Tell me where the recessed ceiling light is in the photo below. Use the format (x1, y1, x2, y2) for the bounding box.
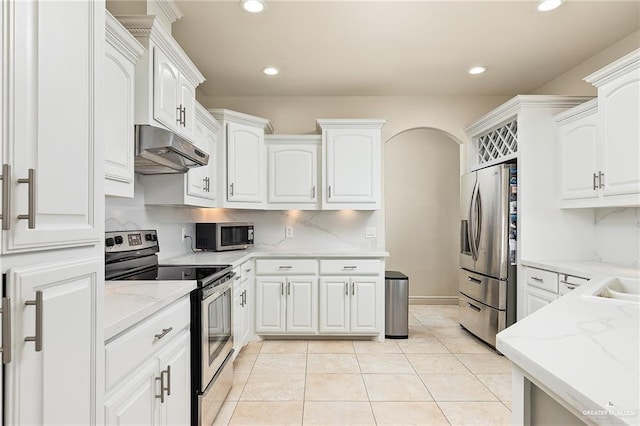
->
(240, 0, 266, 13)
(467, 66, 487, 75)
(537, 0, 563, 12)
(262, 67, 279, 76)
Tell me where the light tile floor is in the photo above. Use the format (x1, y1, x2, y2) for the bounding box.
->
(215, 305, 512, 425)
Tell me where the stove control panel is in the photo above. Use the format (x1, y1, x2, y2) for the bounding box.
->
(105, 230, 159, 253)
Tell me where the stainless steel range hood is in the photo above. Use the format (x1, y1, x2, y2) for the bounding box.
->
(134, 125, 209, 174)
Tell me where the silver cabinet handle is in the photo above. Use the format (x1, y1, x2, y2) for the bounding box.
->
(312, 185, 316, 198)
(598, 171, 605, 189)
(164, 365, 171, 396)
(343, 266, 357, 270)
(154, 327, 173, 340)
(24, 290, 43, 352)
(565, 284, 577, 290)
(531, 277, 544, 282)
(230, 183, 234, 196)
(345, 282, 348, 296)
(203, 177, 208, 192)
(244, 268, 252, 273)
(278, 266, 292, 270)
(176, 105, 182, 124)
(287, 281, 291, 295)
(467, 277, 482, 284)
(17, 168, 36, 229)
(281, 282, 284, 295)
(1, 297, 12, 364)
(0, 164, 11, 230)
(181, 106, 186, 127)
(242, 289, 247, 306)
(328, 185, 332, 198)
(155, 374, 165, 403)
(351, 282, 355, 296)
(593, 172, 599, 190)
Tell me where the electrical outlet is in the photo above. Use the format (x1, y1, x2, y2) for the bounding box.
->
(365, 227, 377, 238)
(285, 225, 294, 238)
(181, 228, 187, 241)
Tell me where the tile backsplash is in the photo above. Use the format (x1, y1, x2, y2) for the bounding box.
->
(593, 207, 640, 268)
(106, 176, 380, 261)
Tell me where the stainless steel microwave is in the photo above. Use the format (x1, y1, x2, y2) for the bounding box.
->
(195, 222, 254, 251)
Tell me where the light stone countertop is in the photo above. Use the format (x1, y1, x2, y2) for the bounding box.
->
(105, 280, 196, 342)
(520, 259, 640, 279)
(162, 248, 389, 268)
(497, 273, 640, 425)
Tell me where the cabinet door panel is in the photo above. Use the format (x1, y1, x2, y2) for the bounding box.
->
(255, 277, 286, 333)
(319, 278, 349, 333)
(7, 0, 102, 252)
(325, 129, 380, 205)
(158, 331, 191, 426)
(350, 278, 378, 333)
(104, 43, 136, 198)
(153, 48, 179, 131)
(268, 145, 318, 203)
(105, 360, 158, 426)
(6, 257, 101, 425)
(178, 77, 197, 142)
(600, 73, 640, 197)
(286, 277, 317, 333)
(187, 120, 209, 199)
(525, 287, 556, 317)
(227, 122, 264, 203)
(559, 116, 598, 201)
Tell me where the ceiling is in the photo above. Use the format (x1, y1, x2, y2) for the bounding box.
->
(171, 0, 639, 97)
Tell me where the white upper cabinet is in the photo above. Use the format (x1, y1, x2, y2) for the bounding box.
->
(209, 109, 273, 209)
(143, 102, 219, 207)
(266, 135, 320, 209)
(1, 0, 103, 252)
(104, 12, 145, 198)
(317, 119, 386, 210)
(557, 100, 599, 202)
(118, 16, 204, 144)
(581, 49, 640, 207)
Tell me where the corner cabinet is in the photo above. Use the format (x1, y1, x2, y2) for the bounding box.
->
(1, 0, 103, 253)
(209, 109, 273, 209)
(105, 12, 145, 198)
(265, 135, 321, 209)
(117, 16, 204, 144)
(5, 257, 103, 425)
(142, 102, 219, 207)
(317, 119, 386, 210)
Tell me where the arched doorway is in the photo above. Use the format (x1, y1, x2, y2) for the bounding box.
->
(385, 127, 461, 304)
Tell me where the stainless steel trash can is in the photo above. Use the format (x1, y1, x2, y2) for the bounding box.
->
(385, 270, 409, 339)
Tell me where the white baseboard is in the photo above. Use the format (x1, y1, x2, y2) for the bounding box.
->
(409, 296, 459, 305)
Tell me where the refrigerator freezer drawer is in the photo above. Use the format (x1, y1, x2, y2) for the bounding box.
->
(459, 293, 506, 348)
(459, 269, 507, 309)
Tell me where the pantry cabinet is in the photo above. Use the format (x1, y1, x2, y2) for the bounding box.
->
(117, 16, 204, 144)
(4, 257, 102, 425)
(265, 135, 321, 209)
(1, 0, 103, 253)
(317, 120, 385, 210)
(104, 12, 145, 198)
(559, 49, 640, 208)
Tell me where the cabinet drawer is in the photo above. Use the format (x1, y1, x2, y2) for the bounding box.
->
(319, 259, 380, 275)
(105, 297, 190, 390)
(524, 267, 559, 294)
(255, 259, 317, 275)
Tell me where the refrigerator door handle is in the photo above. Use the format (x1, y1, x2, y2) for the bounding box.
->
(468, 182, 478, 261)
(474, 187, 482, 257)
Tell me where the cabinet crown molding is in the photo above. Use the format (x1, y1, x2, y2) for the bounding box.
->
(106, 12, 146, 64)
(265, 134, 322, 143)
(316, 119, 386, 132)
(154, 0, 184, 24)
(116, 15, 205, 87)
(554, 98, 598, 124)
(465, 95, 593, 138)
(195, 103, 221, 132)
(584, 48, 640, 87)
(208, 108, 274, 134)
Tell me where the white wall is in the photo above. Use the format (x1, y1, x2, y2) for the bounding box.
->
(106, 176, 379, 261)
(384, 128, 460, 303)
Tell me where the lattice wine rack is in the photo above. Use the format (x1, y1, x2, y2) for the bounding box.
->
(477, 120, 518, 164)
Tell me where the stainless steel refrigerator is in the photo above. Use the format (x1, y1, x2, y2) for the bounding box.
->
(459, 163, 517, 348)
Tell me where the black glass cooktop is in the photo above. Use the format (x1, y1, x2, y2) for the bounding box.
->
(119, 265, 231, 287)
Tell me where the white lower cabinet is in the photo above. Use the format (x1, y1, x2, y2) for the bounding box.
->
(523, 266, 589, 316)
(255, 276, 317, 334)
(319, 277, 377, 334)
(233, 260, 255, 357)
(105, 298, 190, 426)
(4, 257, 102, 425)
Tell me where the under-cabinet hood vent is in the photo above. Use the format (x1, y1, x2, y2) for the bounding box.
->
(134, 125, 209, 175)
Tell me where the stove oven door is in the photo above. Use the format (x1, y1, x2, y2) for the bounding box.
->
(200, 281, 233, 390)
